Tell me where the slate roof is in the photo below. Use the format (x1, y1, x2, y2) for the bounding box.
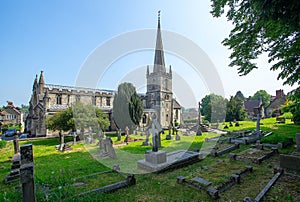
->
(44, 84, 115, 94)
(244, 100, 260, 113)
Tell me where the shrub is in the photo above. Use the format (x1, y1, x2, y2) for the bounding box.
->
(281, 112, 293, 119)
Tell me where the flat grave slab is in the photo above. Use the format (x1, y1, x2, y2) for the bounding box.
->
(137, 150, 202, 172)
(234, 147, 276, 164)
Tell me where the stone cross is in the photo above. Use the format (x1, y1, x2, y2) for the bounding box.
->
(125, 126, 129, 136)
(149, 114, 162, 152)
(198, 101, 202, 125)
(20, 144, 35, 202)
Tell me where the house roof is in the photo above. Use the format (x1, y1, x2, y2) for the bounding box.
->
(244, 100, 260, 113)
(2, 106, 21, 115)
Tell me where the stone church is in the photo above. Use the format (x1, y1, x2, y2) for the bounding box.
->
(26, 13, 181, 136)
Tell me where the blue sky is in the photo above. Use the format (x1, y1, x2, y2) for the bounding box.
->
(0, 1, 295, 108)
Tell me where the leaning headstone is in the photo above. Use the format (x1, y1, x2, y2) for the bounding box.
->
(20, 144, 35, 202)
(296, 133, 300, 152)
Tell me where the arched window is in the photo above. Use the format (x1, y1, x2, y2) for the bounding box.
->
(56, 94, 62, 105)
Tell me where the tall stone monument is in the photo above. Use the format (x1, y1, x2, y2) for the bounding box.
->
(196, 102, 202, 136)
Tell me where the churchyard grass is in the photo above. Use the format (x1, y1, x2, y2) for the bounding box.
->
(221, 118, 299, 144)
(1, 118, 300, 201)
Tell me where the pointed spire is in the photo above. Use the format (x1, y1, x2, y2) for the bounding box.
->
(33, 74, 38, 91)
(39, 70, 45, 85)
(169, 65, 172, 74)
(153, 10, 166, 73)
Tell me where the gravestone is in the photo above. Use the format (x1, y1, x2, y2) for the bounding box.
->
(166, 124, 172, 140)
(20, 144, 35, 202)
(142, 130, 150, 146)
(124, 126, 130, 145)
(13, 134, 20, 154)
(117, 129, 121, 141)
(296, 133, 300, 152)
(175, 129, 181, 141)
(100, 137, 117, 159)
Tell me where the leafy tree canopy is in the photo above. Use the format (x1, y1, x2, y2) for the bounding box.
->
(201, 94, 227, 122)
(234, 91, 245, 101)
(47, 102, 110, 133)
(226, 96, 247, 121)
(282, 87, 300, 124)
(250, 90, 271, 106)
(211, 0, 300, 85)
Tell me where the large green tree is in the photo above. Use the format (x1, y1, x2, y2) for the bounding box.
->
(226, 96, 247, 121)
(46, 107, 74, 132)
(250, 90, 271, 107)
(47, 102, 110, 135)
(201, 94, 227, 122)
(72, 102, 110, 135)
(211, 0, 300, 86)
(113, 82, 143, 130)
(234, 91, 245, 101)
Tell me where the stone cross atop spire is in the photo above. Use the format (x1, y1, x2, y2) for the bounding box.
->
(153, 10, 166, 73)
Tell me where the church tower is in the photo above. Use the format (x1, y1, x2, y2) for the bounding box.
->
(146, 11, 173, 128)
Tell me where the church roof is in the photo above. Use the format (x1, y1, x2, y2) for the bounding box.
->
(44, 84, 115, 94)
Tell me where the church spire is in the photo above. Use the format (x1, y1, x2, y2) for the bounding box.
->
(39, 70, 45, 85)
(153, 10, 166, 73)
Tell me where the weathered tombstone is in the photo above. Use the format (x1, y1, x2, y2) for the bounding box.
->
(20, 144, 35, 202)
(175, 129, 181, 141)
(166, 124, 172, 140)
(100, 137, 117, 159)
(296, 133, 300, 152)
(117, 129, 121, 141)
(142, 130, 150, 146)
(13, 134, 20, 154)
(112, 164, 120, 172)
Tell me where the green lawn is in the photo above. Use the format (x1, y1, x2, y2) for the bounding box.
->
(220, 118, 300, 144)
(0, 118, 299, 201)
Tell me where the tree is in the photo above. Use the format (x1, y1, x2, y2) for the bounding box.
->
(211, 0, 300, 86)
(201, 94, 227, 122)
(282, 88, 300, 124)
(46, 107, 74, 132)
(72, 102, 110, 135)
(226, 96, 247, 121)
(250, 90, 271, 107)
(234, 91, 245, 101)
(129, 91, 143, 126)
(47, 102, 110, 135)
(113, 82, 143, 131)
